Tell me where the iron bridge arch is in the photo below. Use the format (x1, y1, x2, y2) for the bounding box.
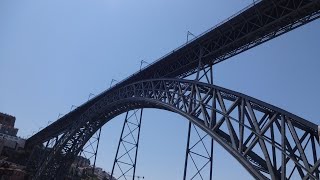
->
(34, 78, 320, 180)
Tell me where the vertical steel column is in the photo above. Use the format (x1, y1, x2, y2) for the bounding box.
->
(210, 137, 213, 179)
(318, 125, 320, 142)
(92, 127, 102, 174)
(183, 46, 214, 179)
(111, 109, 144, 180)
(132, 109, 143, 179)
(111, 112, 129, 178)
(183, 122, 192, 180)
(183, 123, 214, 180)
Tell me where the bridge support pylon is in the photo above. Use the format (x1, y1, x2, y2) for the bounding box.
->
(318, 125, 320, 142)
(111, 109, 143, 180)
(183, 49, 214, 180)
(183, 122, 214, 180)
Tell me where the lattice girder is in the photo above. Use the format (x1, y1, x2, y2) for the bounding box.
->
(25, 0, 320, 150)
(34, 79, 319, 180)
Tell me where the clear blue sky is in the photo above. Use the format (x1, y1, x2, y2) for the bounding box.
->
(0, 0, 320, 179)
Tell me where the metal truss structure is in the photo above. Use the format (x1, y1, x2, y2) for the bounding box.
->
(77, 128, 102, 172)
(24, 0, 320, 179)
(26, 134, 63, 177)
(26, 136, 58, 174)
(26, 0, 320, 148)
(31, 79, 319, 179)
(121, 0, 320, 81)
(111, 109, 143, 180)
(183, 122, 213, 180)
(183, 47, 214, 180)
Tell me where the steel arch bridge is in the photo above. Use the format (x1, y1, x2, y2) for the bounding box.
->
(24, 0, 320, 179)
(33, 79, 320, 179)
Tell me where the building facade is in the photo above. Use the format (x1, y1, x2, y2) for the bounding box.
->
(0, 112, 18, 136)
(0, 112, 25, 154)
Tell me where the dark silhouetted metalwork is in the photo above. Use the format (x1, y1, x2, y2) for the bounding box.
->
(183, 122, 214, 180)
(111, 109, 143, 180)
(24, 0, 320, 179)
(26, 0, 320, 149)
(183, 45, 214, 180)
(77, 128, 102, 174)
(31, 79, 319, 179)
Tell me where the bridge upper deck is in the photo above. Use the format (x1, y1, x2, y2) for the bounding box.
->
(26, 0, 320, 148)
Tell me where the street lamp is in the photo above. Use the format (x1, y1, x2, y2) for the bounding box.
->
(140, 60, 149, 71)
(110, 79, 117, 88)
(187, 31, 196, 43)
(88, 93, 95, 101)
